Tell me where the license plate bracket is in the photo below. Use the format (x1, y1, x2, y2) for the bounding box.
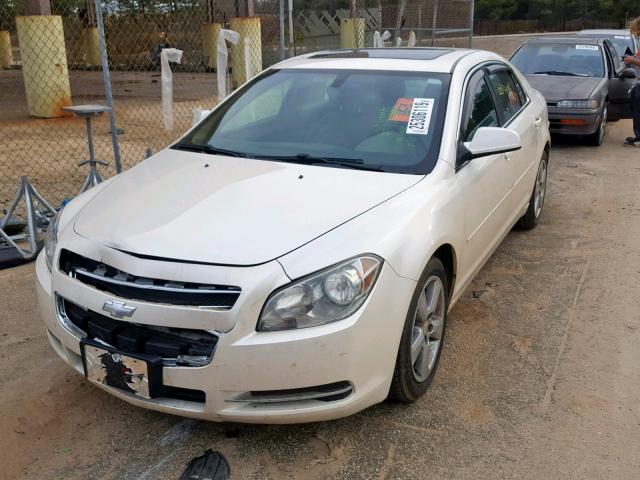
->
(81, 340, 163, 399)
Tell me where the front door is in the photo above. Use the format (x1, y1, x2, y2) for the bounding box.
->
(456, 69, 515, 281)
(604, 41, 635, 119)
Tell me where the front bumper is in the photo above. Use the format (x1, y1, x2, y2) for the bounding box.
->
(36, 241, 415, 424)
(547, 107, 601, 136)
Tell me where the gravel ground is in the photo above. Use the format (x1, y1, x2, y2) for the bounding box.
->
(1, 120, 639, 479)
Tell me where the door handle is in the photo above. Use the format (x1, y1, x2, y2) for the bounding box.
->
(535, 116, 543, 128)
(504, 153, 512, 161)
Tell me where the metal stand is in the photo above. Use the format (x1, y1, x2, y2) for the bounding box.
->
(63, 105, 111, 194)
(0, 176, 57, 260)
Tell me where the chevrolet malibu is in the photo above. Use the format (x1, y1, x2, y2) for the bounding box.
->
(37, 48, 551, 424)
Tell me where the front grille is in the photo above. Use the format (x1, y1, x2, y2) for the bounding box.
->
(59, 297, 219, 367)
(59, 250, 240, 309)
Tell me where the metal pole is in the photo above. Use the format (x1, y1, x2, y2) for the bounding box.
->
(93, 0, 122, 173)
(418, 5, 422, 46)
(288, 0, 294, 50)
(468, 0, 475, 48)
(431, 0, 438, 47)
(279, 0, 285, 60)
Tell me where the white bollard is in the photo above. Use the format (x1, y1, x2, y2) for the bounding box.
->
(160, 48, 183, 132)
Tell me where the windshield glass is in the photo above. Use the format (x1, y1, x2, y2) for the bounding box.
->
(511, 43, 604, 77)
(177, 69, 451, 174)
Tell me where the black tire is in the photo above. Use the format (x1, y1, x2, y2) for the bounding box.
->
(587, 104, 607, 146)
(517, 151, 548, 230)
(389, 257, 449, 403)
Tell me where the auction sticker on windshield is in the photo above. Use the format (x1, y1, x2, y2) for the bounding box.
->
(406, 98, 435, 135)
(576, 45, 599, 51)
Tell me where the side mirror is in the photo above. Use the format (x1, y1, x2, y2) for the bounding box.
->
(458, 127, 522, 168)
(618, 67, 637, 79)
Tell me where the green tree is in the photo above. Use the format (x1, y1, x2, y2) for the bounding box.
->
(476, 0, 518, 20)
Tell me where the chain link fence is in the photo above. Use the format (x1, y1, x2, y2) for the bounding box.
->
(0, 0, 282, 211)
(2, 0, 635, 219)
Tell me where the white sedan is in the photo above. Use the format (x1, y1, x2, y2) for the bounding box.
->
(36, 48, 550, 424)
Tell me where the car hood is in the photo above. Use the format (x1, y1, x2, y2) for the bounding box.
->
(74, 149, 421, 266)
(524, 75, 602, 103)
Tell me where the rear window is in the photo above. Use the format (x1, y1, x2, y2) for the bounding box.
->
(511, 43, 605, 78)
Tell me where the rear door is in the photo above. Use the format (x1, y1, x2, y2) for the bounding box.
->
(604, 40, 634, 119)
(485, 64, 541, 214)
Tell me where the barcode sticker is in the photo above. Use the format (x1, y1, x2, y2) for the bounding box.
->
(576, 45, 599, 51)
(406, 98, 434, 135)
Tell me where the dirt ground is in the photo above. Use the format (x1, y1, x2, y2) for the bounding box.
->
(1, 119, 640, 479)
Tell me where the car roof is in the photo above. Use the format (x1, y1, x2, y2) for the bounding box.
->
(524, 36, 604, 46)
(578, 29, 631, 36)
(274, 48, 492, 74)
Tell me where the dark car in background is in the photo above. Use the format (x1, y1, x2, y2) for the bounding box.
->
(577, 29, 639, 58)
(511, 37, 636, 146)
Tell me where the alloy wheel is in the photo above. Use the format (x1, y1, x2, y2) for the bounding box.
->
(410, 275, 446, 383)
(534, 158, 548, 219)
(598, 106, 608, 144)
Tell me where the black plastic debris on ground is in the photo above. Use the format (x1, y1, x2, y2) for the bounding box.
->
(180, 449, 230, 480)
(0, 244, 32, 270)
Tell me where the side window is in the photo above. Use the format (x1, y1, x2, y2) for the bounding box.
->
(510, 71, 528, 105)
(487, 69, 524, 122)
(462, 72, 499, 142)
(605, 43, 624, 76)
(603, 44, 615, 77)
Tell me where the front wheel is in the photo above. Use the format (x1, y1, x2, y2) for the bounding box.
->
(517, 151, 548, 230)
(587, 104, 607, 146)
(389, 257, 449, 403)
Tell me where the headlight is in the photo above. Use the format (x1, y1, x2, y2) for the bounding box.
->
(45, 208, 63, 271)
(258, 255, 383, 332)
(557, 99, 599, 109)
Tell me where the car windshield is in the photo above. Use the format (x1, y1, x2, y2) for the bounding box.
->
(175, 69, 451, 175)
(511, 43, 605, 78)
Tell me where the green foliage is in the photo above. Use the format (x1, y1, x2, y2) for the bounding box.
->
(478, 0, 638, 25)
(477, 0, 518, 21)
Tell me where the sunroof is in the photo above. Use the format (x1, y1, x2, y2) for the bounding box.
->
(310, 48, 454, 61)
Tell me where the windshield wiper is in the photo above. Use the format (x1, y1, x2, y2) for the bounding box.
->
(256, 153, 383, 172)
(532, 70, 589, 77)
(171, 142, 247, 158)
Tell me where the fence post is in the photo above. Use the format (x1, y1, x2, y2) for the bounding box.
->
(279, 0, 285, 61)
(431, 0, 438, 46)
(0, 30, 12, 68)
(93, 0, 122, 173)
(468, 0, 475, 48)
(288, 0, 294, 55)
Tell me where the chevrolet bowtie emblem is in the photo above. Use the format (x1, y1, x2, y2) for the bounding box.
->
(102, 300, 136, 318)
